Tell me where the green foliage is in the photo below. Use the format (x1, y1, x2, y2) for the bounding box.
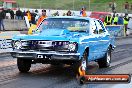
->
(11, 0, 132, 12)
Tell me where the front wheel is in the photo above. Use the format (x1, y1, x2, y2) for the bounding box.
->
(17, 58, 31, 73)
(74, 50, 88, 76)
(98, 47, 111, 68)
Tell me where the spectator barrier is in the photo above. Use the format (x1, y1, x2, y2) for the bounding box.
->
(105, 25, 124, 37)
(4, 19, 28, 31)
(0, 39, 11, 49)
(0, 31, 20, 50)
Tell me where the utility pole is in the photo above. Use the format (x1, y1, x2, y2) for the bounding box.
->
(40, 0, 42, 9)
(73, 0, 75, 10)
(89, 0, 90, 11)
(23, 0, 25, 8)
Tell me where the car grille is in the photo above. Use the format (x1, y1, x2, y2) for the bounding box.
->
(21, 40, 70, 52)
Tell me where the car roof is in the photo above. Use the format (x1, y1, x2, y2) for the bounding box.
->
(45, 16, 94, 21)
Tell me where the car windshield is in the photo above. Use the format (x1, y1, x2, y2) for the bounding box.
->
(38, 18, 89, 32)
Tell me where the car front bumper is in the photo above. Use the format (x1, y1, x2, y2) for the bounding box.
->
(10, 51, 80, 61)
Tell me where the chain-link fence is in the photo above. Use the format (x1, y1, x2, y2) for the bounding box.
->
(15, 0, 132, 13)
(0, 0, 132, 13)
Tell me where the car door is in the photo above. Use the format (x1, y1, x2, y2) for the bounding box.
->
(95, 20, 110, 58)
(88, 20, 100, 61)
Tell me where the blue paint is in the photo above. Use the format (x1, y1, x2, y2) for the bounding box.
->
(12, 16, 115, 62)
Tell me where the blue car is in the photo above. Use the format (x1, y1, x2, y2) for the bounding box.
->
(10, 16, 115, 73)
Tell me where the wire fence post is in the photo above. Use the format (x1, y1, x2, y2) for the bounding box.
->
(73, 0, 75, 10)
(89, 0, 90, 11)
(39, 0, 42, 9)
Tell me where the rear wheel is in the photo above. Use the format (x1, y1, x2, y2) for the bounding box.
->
(17, 58, 31, 73)
(98, 47, 111, 68)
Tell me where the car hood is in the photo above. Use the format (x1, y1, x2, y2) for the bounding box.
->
(12, 29, 88, 42)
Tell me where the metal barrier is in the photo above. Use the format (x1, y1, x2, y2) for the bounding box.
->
(0, 31, 20, 50)
(0, 39, 12, 49)
(4, 19, 28, 31)
(105, 25, 124, 37)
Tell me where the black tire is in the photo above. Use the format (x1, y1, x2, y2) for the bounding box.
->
(98, 47, 111, 68)
(77, 76, 86, 85)
(17, 58, 31, 73)
(50, 63, 64, 68)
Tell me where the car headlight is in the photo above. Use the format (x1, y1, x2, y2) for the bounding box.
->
(68, 43, 77, 51)
(21, 41, 28, 46)
(14, 41, 22, 49)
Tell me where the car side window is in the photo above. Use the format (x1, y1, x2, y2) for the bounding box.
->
(98, 20, 106, 31)
(95, 20, 104, 34)
(90, 20, 98, 34)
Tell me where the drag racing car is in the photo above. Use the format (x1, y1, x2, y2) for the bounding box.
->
(10, 16, 115, 73)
